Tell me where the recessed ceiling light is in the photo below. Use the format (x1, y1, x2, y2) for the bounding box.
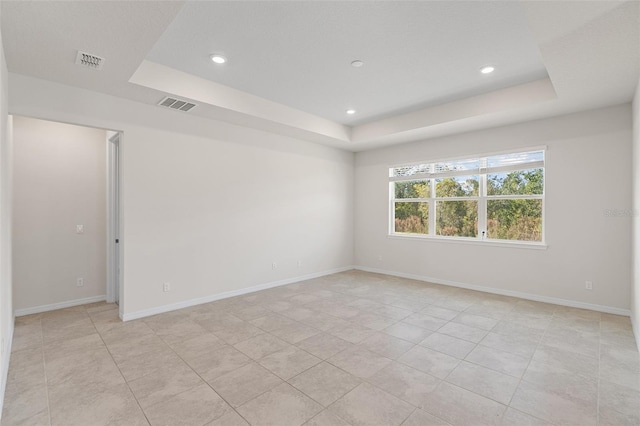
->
(351, 60, 364, 68)
(210, 54, 227, 64)
(346, 109, 356, 115)
(480, 66, 495, 74)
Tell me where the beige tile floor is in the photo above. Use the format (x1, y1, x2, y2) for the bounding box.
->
(2, 270, 639, 426)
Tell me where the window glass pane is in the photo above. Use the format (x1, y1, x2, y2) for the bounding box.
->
(487, 199, 542, 241)
(390, 151, 544, 243)
(487, 168, 543, 196)
(435, 176, 479, 197)
(394, 180, 430, 199)
(486, 151, 543, 169)
(436, 200, 477, 237)
(394, 202, 428, 234)
(391, 164, 430, 178)
(433, 158, 480, 174)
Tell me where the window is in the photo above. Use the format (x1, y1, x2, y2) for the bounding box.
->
(390, 149, 544, 244)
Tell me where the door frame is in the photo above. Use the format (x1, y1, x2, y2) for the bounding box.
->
(106, 132, 122, 310)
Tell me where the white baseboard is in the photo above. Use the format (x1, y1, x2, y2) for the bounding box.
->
(122, 266, 354, 321)
(14, 295, 106, 317)
(0, 316, 14, 423)
(355, 266, 631, 317)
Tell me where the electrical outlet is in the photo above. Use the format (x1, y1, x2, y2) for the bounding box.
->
(163, 282, 170, 292)
(272, 262, 277, 270)
(76, 277, 84, 287)
(585, 281, 593, 290)
(297, 260, 302, 268)
(76, 224, 84, 234)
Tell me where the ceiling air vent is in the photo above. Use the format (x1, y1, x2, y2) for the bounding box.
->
(75, 50, 104, 70)
(157, 97, 197, 112)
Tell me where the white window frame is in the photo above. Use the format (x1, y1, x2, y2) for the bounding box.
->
(389, 147, 546, 248)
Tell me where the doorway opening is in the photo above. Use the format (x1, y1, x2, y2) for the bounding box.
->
(11, 116, 122, 317)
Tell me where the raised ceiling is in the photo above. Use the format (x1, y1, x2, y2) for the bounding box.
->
(146, 1, 548, 125)
(1, 1, 639, 151)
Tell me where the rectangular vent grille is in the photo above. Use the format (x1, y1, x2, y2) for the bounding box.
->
(75, 50, 104, 70)
(158, 97, 197, 112)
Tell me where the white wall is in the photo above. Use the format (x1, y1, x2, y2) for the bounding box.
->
(12, 116, 107, 312)
(356, 104, 632, 313)
(632, 77, 640, 350)
(0, 7, 13, 419)
(8, 74, 355, 319)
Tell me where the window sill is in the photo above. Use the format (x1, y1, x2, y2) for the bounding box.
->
(387, 234, 548, 250)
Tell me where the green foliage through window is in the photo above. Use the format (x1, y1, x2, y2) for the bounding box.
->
(394, 202, 428, 234)
(435, 176, 478, 197)
(487, 169, 543, 196)
(390, 150, 544, 243)
(394, 180, 429, 199)
(436, 201, 478, 237)
(487, 199, 542, 241)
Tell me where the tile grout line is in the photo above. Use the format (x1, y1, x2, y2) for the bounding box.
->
(39, 317, 52, 426)
(365, 296, 502, 424)
(226, 303, 376, 424)
(144, 318, 252, 426)
(395, 308, 487, 424)
(232, 292, 420, 424)
(316, 289, 520, 423)
(448, 305, 525, 416)
(146, 306, 325, 426)
(414, 300, 556, 424)
(504, 306, 558, 425)
(86, 306, 153, 426)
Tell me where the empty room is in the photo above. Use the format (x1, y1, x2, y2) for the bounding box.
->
(0, 1, 639, 425)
